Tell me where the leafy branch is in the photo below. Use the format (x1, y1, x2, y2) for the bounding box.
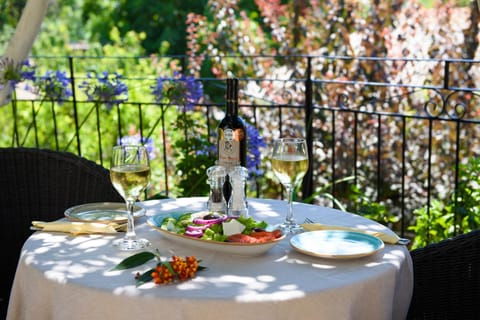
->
(112, 249, 206, 286)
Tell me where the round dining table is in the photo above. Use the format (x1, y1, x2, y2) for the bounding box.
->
(7, 197, 413, 320)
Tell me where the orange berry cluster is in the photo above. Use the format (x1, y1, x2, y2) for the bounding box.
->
(151, 255, 199, 285)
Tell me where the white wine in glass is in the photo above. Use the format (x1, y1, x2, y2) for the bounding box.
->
(110, 145, 151, 250)
(272, 138, 309, 234)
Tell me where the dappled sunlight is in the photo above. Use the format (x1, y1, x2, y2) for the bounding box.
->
(8, 199, 413, 320)
(59, 237, 114, 253)
(236, 286, 306, 302)
(311, 262, 337, 270)
(141, 197, 285, 221)
(141, 197, 207, 216)
(20, 199, 410, 296)
(186, 273, 306, 302)
(111, 285, 147, 297)
(21, 231, 130, 288)
(370, 247, 409, 270)
(212, 274, 274, 290)
(247, 199, 282, 219)
(29, 232, 68, 249)
(44, 261, 100, 283)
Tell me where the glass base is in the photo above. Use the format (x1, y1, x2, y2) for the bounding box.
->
(279, 222, 304, 235)
(113, 237, 151, 251)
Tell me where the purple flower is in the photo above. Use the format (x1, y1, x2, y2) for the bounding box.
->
(36, 70, 72, 104)
(151, 78, 164, 104)
(246, 123, 267, 177)
(151, 72, 203, 111)
(79, 71, 128, 110)
(196, 143, 216, 157)
(0, 58, 36, 90)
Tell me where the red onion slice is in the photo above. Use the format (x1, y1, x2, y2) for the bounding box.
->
(186, 224, 208, 231)
(192, 215, 226, 225)
(184, 229, 204, 238)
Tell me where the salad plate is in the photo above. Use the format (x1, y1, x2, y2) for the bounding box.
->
(290, 230, 384, 259)
(64, 202, 145, 223)
(147, 211, 284, 256)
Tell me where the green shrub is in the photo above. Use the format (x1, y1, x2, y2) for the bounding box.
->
(409, 157, 480, 249)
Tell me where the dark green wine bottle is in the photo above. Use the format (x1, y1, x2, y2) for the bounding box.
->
(217, 78, 247, 170)
(217, 78, 247, 204)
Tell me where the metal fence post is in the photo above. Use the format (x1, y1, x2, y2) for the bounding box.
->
(302, 56, 314, 201)
(68, 56, 82, 156)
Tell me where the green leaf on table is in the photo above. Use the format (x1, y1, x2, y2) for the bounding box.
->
(136, 268, 155, 286)
(163, 260, 176, 275)
(112, 251, 157, 270)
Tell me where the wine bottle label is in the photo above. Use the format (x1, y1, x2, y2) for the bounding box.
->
(219, 128, 242, 168)
(224, 128, 234, 141)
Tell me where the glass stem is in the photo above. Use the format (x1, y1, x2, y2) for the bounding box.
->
(285, 185, 295, 225)
(125, 199, 137, 241)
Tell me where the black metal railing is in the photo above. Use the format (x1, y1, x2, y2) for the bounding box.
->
(1, 54, 480, 239)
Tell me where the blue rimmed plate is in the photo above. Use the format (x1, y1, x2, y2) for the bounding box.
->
(290, 230, 384, 259)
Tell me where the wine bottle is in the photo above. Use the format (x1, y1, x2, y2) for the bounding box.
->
(217, 78, 247, 205)
(217, 78, 247, 170)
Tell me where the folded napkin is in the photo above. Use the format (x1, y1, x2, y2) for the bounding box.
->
(300, 223, 400, 244)
(31, 220, 124, 235)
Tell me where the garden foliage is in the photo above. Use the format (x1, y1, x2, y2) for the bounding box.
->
(1, 0, 480, 244)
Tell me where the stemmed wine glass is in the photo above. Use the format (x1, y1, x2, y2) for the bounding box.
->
(271, 138, 309, 234)
(110, 145, 151, 250)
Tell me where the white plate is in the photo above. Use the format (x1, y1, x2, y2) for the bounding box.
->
(290, 230, 384, 259)
(147, 212, 284, 256)
(64, 202, 145, 223)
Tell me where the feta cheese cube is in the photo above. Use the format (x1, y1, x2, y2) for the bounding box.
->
(222, 219, 246, 236)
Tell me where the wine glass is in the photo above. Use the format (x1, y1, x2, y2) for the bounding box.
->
(110, 145, 151, 250)
(271, 138, 309, 234)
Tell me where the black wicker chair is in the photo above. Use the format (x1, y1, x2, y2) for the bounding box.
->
(407, 229, 480, 320)
(0, 147, 123, 318)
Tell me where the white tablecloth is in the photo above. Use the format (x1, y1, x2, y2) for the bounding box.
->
(7, 197, 413, 320)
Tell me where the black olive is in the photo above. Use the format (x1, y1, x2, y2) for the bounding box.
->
(203, 213, 221, 220)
